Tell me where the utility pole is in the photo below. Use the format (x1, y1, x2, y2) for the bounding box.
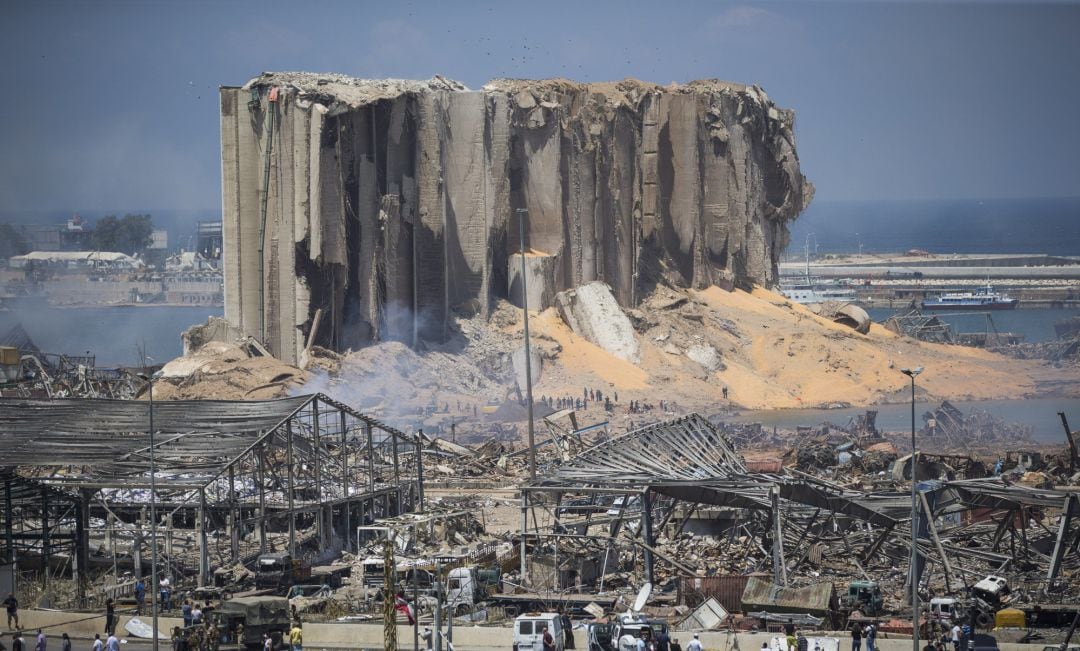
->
(137, 367, 161, 651)
(382, 533, 396, 651)
(517, 208, 537, 480)
(901, 366, 924, 651)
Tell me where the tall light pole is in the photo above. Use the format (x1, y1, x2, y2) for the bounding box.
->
(516, 208, 537, 480)
(901, 366, 923, 651)
(138, 369, 163, 651)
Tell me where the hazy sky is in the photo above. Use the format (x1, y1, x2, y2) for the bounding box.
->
(1, 0, 1078, 214)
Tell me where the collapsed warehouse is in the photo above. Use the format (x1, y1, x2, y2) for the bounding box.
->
(1, 390, 1078, 640)
(515, 415, 1080, 623)
(219, 73, 812, 364)
(0, 393, 420, 606)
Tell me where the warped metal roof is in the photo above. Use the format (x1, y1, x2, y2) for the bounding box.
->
(0, 393, 410, 486)
(546, 413, 747, 486)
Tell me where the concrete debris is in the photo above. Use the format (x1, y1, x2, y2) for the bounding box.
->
(555, 282, 641, 363)
(221, 73, 811, 364)
(807, 301, 872, 335)
(685, 343, 724, 372)
(0, 324, 141, 399)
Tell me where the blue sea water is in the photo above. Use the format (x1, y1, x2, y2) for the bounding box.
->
(867, 307, 1080, 343)
(730, 397, 1080, 446)
(0, 305, 223, 367)
(787, 197, 1080, 256)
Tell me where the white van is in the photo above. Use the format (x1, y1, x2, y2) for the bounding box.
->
(514, 612, 564, 651)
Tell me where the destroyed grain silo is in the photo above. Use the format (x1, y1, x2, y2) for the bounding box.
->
(219, 73, 812, 363)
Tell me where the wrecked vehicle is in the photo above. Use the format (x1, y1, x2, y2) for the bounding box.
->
(514, 612, 565, 651)
(211, 596, 290, 649)
(255, 553, 312, 593)
(840, 581, 883, 616)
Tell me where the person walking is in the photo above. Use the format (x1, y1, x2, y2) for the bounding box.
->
(60, 634, 70, 651)
(797, 632, 809, 651)
(10, 633, 23, 651)
(654, 628, 670, 651)
(261, 634, 271, 651)
(134, 580, 146, 616)
(685, 633, 703, 651)
(104, 633, 118, 651)
(288, 623, 301, 651)
(541, 625, 555, 651)
(159, 577, 171, 612)
(560, 609, 574, 649)
(181, 600, 192, 628)
(104, 599, 115, 636)
(2, 594, 18, 631)
(91, 634, 102, 651)
(34, 630, 45, 651)
(864, 624, 876, 651)
(851, 622, 863, 651)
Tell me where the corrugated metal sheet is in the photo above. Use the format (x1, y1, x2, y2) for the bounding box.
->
(744, 458, 783, 473)
(740, 576, 834, 614)
(682, 574, 762, 613)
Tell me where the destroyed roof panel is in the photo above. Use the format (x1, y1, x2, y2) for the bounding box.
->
(540, 414, 747, 488)
(0, 393, 410, 485)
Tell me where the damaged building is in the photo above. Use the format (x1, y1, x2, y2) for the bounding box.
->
(219, 73, 812, 363)
(0, 393, 421, 604)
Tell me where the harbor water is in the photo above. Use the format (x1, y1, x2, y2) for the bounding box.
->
(0, 305, 223, 367)
(730, 397, 1080, 446)
(867, 306, 1080, 343)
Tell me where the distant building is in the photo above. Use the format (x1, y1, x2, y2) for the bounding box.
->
(9, 250, 143, 271)
(149, 229, 169, 250)
(165, 251, 218, 272)
(16, 216, 94, 252)
(196, 221, 222, 260)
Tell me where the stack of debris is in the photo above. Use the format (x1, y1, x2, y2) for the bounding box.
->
(920, 400, 1034, 449)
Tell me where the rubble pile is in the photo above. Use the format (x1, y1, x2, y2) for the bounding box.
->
(919, 400, 1034, 449)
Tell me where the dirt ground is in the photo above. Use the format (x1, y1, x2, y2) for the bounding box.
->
(150, 284, 1079, 420)
(523, 284, 1075, 411)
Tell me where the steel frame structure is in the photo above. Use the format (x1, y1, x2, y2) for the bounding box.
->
(0, 393, 421, 602)
(519, 414, 1080, 602)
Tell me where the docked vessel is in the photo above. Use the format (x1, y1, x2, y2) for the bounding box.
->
(780, 281, 857, 305)
(922, 285, 1018, 310)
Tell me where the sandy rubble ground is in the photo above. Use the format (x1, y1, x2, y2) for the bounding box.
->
(522, 284, 1076, 411)
(148, 284, 1078, 420)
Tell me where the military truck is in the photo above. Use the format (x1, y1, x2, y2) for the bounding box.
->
(840, 581, 884, 616)
(211, 596, 290, 649)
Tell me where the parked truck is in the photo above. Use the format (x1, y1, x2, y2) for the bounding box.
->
(211, 596, 290, 649)
(444, 565, 501, 613)
(840, 581, 884, 616)
(254, 553, 312, 593)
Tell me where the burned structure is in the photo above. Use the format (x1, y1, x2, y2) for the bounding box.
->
(220, 73, 812, 363)
(0, 393, 419, 605)
(517, 415, 1080, 616)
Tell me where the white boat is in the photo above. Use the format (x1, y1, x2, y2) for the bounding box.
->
(922, 285, 1018, 310)
(780, 281, 857, 305)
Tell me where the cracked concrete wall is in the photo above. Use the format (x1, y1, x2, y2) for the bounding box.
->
(220, 73, 811, 364)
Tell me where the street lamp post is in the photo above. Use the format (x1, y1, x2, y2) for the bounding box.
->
(901, 366, 923, 651)
(138, 370, 162, 651)
(516, 208, 537, 481)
